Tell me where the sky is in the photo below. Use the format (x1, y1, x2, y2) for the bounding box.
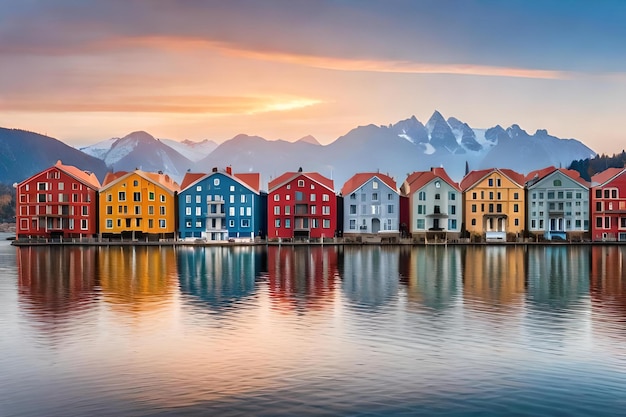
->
(1, 0, 626, 154)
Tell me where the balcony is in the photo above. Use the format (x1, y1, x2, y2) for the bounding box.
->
(205, 210, 225, 218)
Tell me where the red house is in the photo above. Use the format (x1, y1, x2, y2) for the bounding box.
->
(16, 160, 101, 239)
(268, 171, 336, 240)
(591, 167, 626, 242)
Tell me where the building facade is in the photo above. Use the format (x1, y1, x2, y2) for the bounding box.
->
(15, 161, 101, 239)
(590, 167, 626, 242)
(400, 167, 462, 240)
(341, 173, 400, 237)
(178, 167, 266, 241)
(461, 168, 525, 241)
(268, 171, 336, 240)
(99, 170, 179, 240)
(526, 167, 590, 240)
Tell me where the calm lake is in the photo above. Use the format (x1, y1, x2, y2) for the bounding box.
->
(1, 236, 626, 416)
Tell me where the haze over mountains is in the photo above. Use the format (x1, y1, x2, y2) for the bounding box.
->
(2, 111, 595, 188)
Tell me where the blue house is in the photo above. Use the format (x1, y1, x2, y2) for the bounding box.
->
(178, 167, 267, 241)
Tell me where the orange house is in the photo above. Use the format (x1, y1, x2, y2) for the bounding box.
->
(99, 170, 180, 240)
(461, 168, 525, 241)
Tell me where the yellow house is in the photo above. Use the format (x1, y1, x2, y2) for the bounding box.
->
(460, 168, 525, 241)
(99, 170, 180, 239)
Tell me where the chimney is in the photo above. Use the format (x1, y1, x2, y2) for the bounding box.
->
(226, 166, 232, 175)
(212, 167, 218, 172)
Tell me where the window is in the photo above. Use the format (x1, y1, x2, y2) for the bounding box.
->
(418, 191, 426, 201)
(38, 194, 46, 203)
(434, 181, 441, 188)
(196, 221, 202, 228)
(196, 207, 202, 216)
(229, 195, 234, 204)
(214, 178, 220, 186)
(449, 192, 456, 200)
(274, 194, 280, 201)
(186, 195, 191, 203)
(435, 193, 440, 200)
(322, 206, 330, 215)
(472, 192, 477, 200)
(471, 219, 476, 226)
(489, 203, 494, 213)
(160, 206, 166, 215)
(285, 219, 291, 228)
(488, 178, 493, 186)
(134, 206, 141, 215)
(229, 207, 235, 216)
(107, 193, 112, 202)
(387, 205, 394, 214)
(553, 179, 562, 186)
(241, 219, 250, 228)
(159, 219, 166, 228)
(514, 219, 519, 226)
(240, 207, 244, 216)
(274, 206, 280, 215)
(531, 220, 536, 228)
(323, 219, 331, 228)
(612, 189, 618, 198)
(471, 204, 476, 213)
(106, 219, 113, 229)
(246, 207, 251, 216)
(576, 192, 582, 199)
(350, 193, 356, 200)
(596, 202, 602, 212)
(372, 181, 378, 189)
(118, 191, 126, 201)
(547, 191, 555, 199)
(596, 189, 602, 198)
(566, 192, 572, 199)
(450, 205, 456, 215)
(310, 206, 317, 214)
(604, 189, 610, 198)
(229, 220, 235, 228)
(312, 219, 319, 228)
(148, 206, 154, 215)
(513, 204, 518, 213)
(106, 206, 113, 215)
(557, 191, 564, 199)
(371, 205, 380, 215)
(372, 193, 378, 201)
(230, 185, 235, 192)
(448, 219, 457, 230)
(323, 194, 330, 202)
(160, 195, 166, 202)
(185, 220, 192, 228)
(196, 185, 202, 192)
(388, 193, 393, 200)
(275, 219, 281, 228)
(148, 219, 153, 228)
(310, 194, 316, 202)
(496, 179, 501, 187)
(298, 180, 305, 187)
(496, 203, 502, 213)
(489, 192, 493, 200)
(133, 192, 141, 202)
(349, 219, 356, 229)
(596, 217, 603, 228)
(149, 192, 155, 201)
(196, 195, 201, 204)
(350, 205, 357, 214)
(296, 191, 304, 201)
(58, 182, 64, 191)
(605, 217, 611, 228)
(497, 192, 501, 200)
(417, 219, 425, 229)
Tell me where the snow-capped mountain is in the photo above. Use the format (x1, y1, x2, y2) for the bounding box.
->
(159, 138, 218, 162)
(82, 131, 194, 182)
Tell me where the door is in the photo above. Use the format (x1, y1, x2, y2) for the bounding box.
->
(372, 218, 380, 234)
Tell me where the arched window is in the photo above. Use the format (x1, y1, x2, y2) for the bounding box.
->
(553, 179, 562, 186)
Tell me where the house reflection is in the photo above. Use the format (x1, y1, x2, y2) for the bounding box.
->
(526, 246, 590, 308)
(462, 246, 526, 308)
(590, 246, 626, 339)
(340, 246, 400, 307)
(17, 246, 98, 319)
(400, 246, 462, 311)
(266, 246, 338, 312)
(97, 246, 177, 312)
(177, 246, 262, 310)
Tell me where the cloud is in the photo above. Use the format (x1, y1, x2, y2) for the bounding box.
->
(0, 94, 323, 114)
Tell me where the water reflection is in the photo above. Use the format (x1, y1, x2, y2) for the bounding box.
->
(462, 246, 526, 307)
(340, 246, 400, 307)
(400, 246, 462, 311)
(97, 246, 178, 313)
(590, 246, 626, 342)
(177, 246, 262, 310)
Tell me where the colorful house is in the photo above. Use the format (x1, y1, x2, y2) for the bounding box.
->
(341, 172, 400, 238)
(178, 167, 266, 241)
(526, 166, 590, 241)
(400, 167, 462, 240)
(99, 170, 180, 240)
(15, 160, 101, 239)
(268, 171, 336, 240)
(590, 167, 626, 242)
(460, 168, 525, 241)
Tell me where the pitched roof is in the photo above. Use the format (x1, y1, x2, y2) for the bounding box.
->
(268, 172, 334, 192)
(526, 166, 590, 188)
(460, 168, 524, 191)
(340, 172, 398, 196)
(234, 173, 261, 192)
(403, 167, 460, 194)
(591, 167, 626, 186)
(101, 170, 180, 193)
(180, 173, 206, 190)
(55, 160, 101, 189)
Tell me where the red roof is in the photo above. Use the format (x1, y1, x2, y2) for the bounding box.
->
(592, 167, 626, 186)
(54, 160, 101, 189)
(526, 166, 589, 187)
(180, 173, 206, 190)
(234, 173, 261, 192)
(269, 172, 334, 192)
(102, 170, 180, 193)
(460, 168, 524, 191)
(340, 172, 397, 196)
(403, 167, 460, 194)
